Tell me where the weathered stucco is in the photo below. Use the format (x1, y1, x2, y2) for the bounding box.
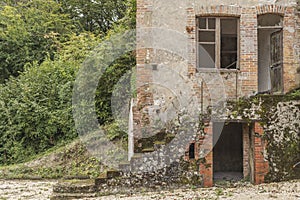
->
(134, 0, 300, 187)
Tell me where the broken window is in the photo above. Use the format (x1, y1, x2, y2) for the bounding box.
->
(197, 17, 239, 69)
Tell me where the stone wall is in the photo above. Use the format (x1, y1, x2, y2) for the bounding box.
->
(223, 94, 300, 182)
(75, 96, 299, 194)
(135, 0, 300, 130)
(135, 0, 300, 187)
(95, 158, 202, 196)
(296, 6, 300, 86)
(263, 100, 300, 181)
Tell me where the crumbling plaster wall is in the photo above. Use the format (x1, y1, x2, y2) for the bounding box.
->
(135, 0, 300, 186)
(136, 0, 299, 119)
(263, 100, 300, 181)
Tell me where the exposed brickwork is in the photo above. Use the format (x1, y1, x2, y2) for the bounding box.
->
(136, 2, 300, 102)
(135, 0, 155, 139)
(256, 5, 285, 15)
(282, 7, 298, 92)
(253, 122, 269, 184)
(194, 5, 242, 17)
(243, 124, 250, 178)
(296, 11, 300, 86)
(135, 0, 299, 187)
(199, 122, 213, 187)
(240, 7, 258, 96)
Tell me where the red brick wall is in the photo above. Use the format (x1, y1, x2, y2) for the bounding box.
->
(198, 122, 268, 187)
(253, 122, 269, 184)
(199, 122, 213, 187)
(135, 0, 154, 139)
(136, 2, 299, 116)
(282, 7, 298, 92)
(243, 124, 250, 178)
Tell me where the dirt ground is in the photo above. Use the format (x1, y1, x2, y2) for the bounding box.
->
(0, 179, 299, 200)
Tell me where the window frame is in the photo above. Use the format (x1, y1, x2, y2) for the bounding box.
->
(196, 16, 240, 70)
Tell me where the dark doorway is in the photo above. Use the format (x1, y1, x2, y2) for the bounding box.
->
(213, 122, 243, 181)
(189, 143, 195, 159)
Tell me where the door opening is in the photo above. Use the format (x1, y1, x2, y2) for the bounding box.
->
(258, 14, 283, 94)
(213, 122, 243, 182)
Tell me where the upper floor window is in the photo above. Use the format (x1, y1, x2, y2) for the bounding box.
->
(197, 17, 239, 69)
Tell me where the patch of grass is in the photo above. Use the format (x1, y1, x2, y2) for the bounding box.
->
(0, 140, 106, 179)
(215, 188, 224, 196)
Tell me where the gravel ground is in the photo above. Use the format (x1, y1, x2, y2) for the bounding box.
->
(0, 180, 57, 200)
(96, 180, 300, 200)
(0, 179, 299, 200)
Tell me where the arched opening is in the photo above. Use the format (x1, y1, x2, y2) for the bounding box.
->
(258, 13, 282, 27)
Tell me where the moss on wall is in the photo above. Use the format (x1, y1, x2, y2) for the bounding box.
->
(223, 89, 300, 181)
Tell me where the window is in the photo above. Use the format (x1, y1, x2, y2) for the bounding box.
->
(197, 17, 239, 69)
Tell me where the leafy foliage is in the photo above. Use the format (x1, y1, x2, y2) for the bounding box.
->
(0, 0, 73, 82)
(0, 32, 103, 165)
(0, 59, 78, 164)
(95, 0, 136, 124)
(0, 0, 136, 165)
(95, 53, 135, 124)
(58, 0, 126, 34)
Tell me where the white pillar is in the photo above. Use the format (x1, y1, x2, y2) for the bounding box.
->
(128, 98, 134, 161)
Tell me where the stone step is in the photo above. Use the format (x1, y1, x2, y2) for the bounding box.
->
(95, 177, 107, 186)
(153, 140, 166, 145)
(98, 170, 122, 179)
(142, 148, 155, 153)
(107, 170, 121, 178)
(63, 175, 90, 180)
(50, 192, 97, 200)
(132, 153, 143, 159)
(119, 162, 131, 171)
(53, 179, 96, 194)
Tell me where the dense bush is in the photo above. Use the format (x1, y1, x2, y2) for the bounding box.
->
(0, 59, 79, 164)
(0, 0, 136, 165)
(0, 32, 103, 165)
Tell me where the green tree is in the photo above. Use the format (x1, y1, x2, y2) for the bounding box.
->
(95, 0, 136, 124)
(0, 0, 72, 83)
(0, 33, 101, 165)
(58, 0, 126, 34)
(0, 0, 136, 165)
